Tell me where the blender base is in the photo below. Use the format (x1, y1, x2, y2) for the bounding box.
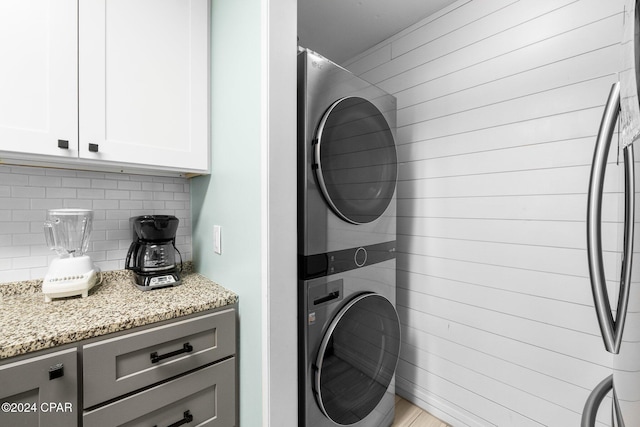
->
(43, 256, 98, 302)
(43, 271, 97, 302)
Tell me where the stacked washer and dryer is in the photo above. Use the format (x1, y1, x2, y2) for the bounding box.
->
(297, 48, 402, 427)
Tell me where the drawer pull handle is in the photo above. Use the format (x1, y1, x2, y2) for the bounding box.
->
(57, 139, 69, 149)
(48, 363, 64, 380)
(150, 343, 193, 364)
(154, 410, 193, 427)
(88, 143, 99, 152)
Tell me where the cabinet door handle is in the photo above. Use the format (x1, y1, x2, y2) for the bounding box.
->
(88, 143, 99, 152)
(48, 363, 64, 380)
(150, 342, 193, 364)
(153, 410, 194, 427)
(57, 139, 69, 149)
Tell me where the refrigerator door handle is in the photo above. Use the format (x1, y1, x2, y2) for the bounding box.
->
(582, 375, 613, 427)
(587, 82, 634, 354)
(581, 375, 625, 427)
(615, 143, 635, 352)
(613, 386, 625, 427)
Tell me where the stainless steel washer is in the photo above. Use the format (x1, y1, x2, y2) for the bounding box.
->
(301, 261, 400, 427)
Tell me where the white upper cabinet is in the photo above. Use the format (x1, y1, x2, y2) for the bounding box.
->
(0, 0, 210, 175)
(79, 0, 210, 173)
(0, 0, 79, 159)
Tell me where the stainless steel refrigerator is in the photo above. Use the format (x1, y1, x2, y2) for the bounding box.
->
(582, 1, 640, 425)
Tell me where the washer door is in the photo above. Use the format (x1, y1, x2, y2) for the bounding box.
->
(314, 293, 401, 425)
(314, 97, 397, 224)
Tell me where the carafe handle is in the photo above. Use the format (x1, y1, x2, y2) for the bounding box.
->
(125, 241, 140, 270)
(172, 239, 183, 273)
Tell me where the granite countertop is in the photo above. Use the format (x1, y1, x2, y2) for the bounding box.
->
(0, 263, 238, 359)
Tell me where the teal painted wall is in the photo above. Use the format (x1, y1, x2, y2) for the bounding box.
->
(191, 0, 264, 425)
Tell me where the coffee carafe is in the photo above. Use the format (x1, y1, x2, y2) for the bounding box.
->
(42, 209, 98, 302)
(126, 215, 182, 290)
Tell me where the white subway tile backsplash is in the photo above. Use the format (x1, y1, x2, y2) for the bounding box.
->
(94, 220, 119, 230)
(165, 201, 186, 210)
(46, 188, 77, 198)
(153, 192, 174, 201)
(31, 198, 63, 210)
(0, 246, 29, 258)
(142, 182, 164, 191)
(93, 200, 119, 210)
(11, 186, 45, 198)
(29, 175, 61, 187)
(0, 198, 30, 210)
(91, 179, 118, 189)
(0, 222, 29, 234)
(163, 183, 184, 192)
(117, 181, 142, 191)
(12, 256, 48, 269)
(91, 230, 106, 241)
(0, 269, 29, 283)
(63, 199, 93, 209)
(119, 200, 143, 210)
(77, 189, 105, 199)
(61, 177, 91, 188)
(105, 190, 130, 200)
(12, 233, 45, 246)
(106, 210, 132, 220)
(0, 173, 29, 186)
(44, 169, 77, 177)
(106, 249, 129, 260)
(13, 210, 47, 222)
(0, 235, 11, 247)
(93, 240, 120, 251)
(0, 164, 192, 283)
(129, 191, 154, 200)
(143, 201, 165, 210)
(152, 176, 175, 184)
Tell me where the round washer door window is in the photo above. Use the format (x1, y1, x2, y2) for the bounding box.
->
(314, 97, 397, 224)
(314, 293, 401, 425)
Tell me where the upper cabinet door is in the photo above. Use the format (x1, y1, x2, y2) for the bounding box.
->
(0, 0, 78, 158)
(79, 0, 210, 173)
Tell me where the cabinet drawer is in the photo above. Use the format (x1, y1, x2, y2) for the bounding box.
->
(83, 308, 235, 408)
(0, 348, 78, 427)
(83, 356, 235, 427)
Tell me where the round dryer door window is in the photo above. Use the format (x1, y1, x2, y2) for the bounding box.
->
(314, 97, 398, 224)
(314, 293, 401, 425)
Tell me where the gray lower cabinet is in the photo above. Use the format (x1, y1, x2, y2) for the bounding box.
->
(0, 306, 237, 427)
(83, 357, 235, 427)
(0, 348, 79, 427)
(82, 307, 237, 427)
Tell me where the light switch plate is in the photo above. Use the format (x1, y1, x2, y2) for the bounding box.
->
(214, 225, 222, 254)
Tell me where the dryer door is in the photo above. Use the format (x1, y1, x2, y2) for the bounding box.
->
(314, 97, 397, 224)
(314, 293, 401, 425)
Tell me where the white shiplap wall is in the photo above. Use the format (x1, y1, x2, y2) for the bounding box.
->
(344, 0, 627, 425)
(0, 164, 192, 283)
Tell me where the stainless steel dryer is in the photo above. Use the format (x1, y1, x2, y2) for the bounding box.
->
(298, 48, 400, 427)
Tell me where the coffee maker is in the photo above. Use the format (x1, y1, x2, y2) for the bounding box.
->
(125, 215, 182, 290)
(42, 209, 98, 302)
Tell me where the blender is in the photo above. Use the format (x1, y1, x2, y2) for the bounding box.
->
(42, 209, 98, 302)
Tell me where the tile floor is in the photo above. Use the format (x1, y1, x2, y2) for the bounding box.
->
(392, 396, 450, 427)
